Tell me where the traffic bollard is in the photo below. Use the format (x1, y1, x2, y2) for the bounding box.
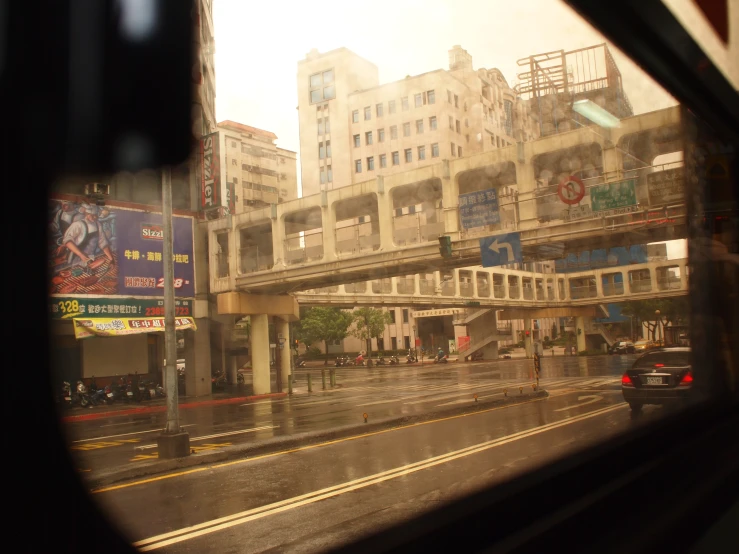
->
(321, 368, 326, 390)
(307, 373, 313, 392)
(330, 368, 335, 388)
(288, 375, 293, 395)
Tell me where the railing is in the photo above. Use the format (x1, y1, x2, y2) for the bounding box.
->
(570, 285, 598, 299)
(477, 284, 490, 298)
(392, 211, 445, 245)
(239, 247, 272, 273)
(397, 279, 415, 295)
(657, 277, 682, 291)
(603, 282, 625, 296)
(215, 253, 229, 278)
(629, 279, 652, 293)
(493, 285, 506, 299)
(547, 289, 555, 300)
(523, 288, 534, 300)
(371, 280, 392, 294)
(419, 278, 435, 295)
(460, 282, 474, 298)
(536, 288, 545, 300)
(285, 235, 324, 265)
(440, 279, 455, 296)
(336, 223, 380, 255)
(508, 285, 520, 299)
(345, 282, 367, 294)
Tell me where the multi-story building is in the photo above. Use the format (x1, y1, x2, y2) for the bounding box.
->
(216, 120, 298, 214)
(297, 45, 537, 198)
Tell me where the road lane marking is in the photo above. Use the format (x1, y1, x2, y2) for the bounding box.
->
(72, 425, 197, 443)
(134, 426, 277, 451)
(133, 402, 627, 551)
(554, 395, 604, 412)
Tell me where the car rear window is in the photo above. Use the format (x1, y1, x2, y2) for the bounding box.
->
(634, 351, 691, 368)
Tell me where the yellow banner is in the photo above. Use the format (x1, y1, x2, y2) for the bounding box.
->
(73, 316, 197, 339)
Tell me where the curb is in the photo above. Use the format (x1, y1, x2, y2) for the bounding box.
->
(62, 392, 288, 423)
(87, 389, 549, 489)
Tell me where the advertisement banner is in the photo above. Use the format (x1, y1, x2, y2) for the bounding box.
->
(590, 179, 637, 212)
(48, 201, 195, 298)
(50, 297, 192, 319)
(458, 189, 500, 229)
(73, 317, 197, 339)
(457, 336, 471, 352)
(647, 168, 684, 205)
(554, 245, 648, 273)
(201, 132, 220, 209)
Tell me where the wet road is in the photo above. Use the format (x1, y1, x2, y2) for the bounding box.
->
(64, 356, 638, 475)
(87, 386, 673, 553)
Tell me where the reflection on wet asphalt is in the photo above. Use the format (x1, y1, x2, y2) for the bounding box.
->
(65, 356, 638, 472)
(90, 390, 675, 553)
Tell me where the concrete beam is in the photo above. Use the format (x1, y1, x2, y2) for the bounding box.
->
(498, 307, 600, 320)
(217, 292, 300, 321)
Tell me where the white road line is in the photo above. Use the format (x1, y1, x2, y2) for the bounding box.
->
(134, 426, 277, 451)
(133, 402, 627, 551)
(403, 383, 523, 405)
(73, 424, 197, 443)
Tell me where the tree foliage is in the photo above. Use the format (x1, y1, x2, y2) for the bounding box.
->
(297, 307, 354, 364)
(351, 308, 392, 366)
(620, 297, 690, 340)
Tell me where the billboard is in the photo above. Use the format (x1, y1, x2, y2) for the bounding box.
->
(48, 200, 195, 298)
(201, 132, 220, 209)
(458, 189, 500, 229)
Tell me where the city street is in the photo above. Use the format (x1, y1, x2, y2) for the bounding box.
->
(61, 355, 644, 480)
(82, 358, 673, 553)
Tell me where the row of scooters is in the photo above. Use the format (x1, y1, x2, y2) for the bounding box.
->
(335, 351, 418, 367)
(58, 375, 166, 409)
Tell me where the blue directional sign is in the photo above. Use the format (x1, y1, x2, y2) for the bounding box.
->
(480, 232, 522, 267)
(458, 189, 500, 229)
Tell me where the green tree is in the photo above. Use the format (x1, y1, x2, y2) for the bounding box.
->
(351, 308, 392, 367)
(551, 322, 558, 340)
(297, 307, 354, 365)
(620, 297, 690, 341)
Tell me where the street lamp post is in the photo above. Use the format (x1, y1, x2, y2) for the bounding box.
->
(157, 166, 190, 459)
(655, 309, 662, 345)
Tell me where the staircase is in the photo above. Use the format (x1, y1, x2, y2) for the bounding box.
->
(461, 325, 514, 357)
(584, 320, 616, 347)
(452, 308, 492, 326)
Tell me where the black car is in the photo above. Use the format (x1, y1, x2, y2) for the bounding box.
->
(621, 347, 693, 411)
(609, 341, 635, 355)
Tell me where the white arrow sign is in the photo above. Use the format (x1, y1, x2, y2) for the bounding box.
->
(488, 239, 513, 261)
(554, 395, 603, 412)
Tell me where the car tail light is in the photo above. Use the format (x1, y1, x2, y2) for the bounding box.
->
(621, 373, 634, 387)
(679, 371, 694, 386)
(654, 363, 665, 368)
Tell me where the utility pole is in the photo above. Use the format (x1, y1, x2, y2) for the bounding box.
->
(157, 167, 190, 458)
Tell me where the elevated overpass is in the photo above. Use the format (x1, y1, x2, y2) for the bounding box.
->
(207, 106, 683, 295)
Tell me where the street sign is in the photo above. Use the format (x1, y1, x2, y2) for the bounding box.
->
(557, 176, 586, 205)
(590, 179, 637, 212)
(647, 168, 684, 205)
(458, 189, 500, 229)
(480, 232, 522, 267)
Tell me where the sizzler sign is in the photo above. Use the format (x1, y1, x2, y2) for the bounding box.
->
(141, 224, 164, 240)
(201, 132, 220, 208)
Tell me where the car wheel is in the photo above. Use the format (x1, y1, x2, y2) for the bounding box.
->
(629, 402, 643, 412)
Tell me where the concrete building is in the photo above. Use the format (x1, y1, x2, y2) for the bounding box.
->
(297, 46, 535, 198)
(216, 120, 298, 214)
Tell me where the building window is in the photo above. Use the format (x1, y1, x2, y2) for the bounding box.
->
(326, 140, 332, 157)
(317, 118, 325, 135)
(388, 100, 396, 114)
(389, 310, 396, 324)
(427, 90, 435, 104)
(466, 134, 470, 143)
(404, 336, 411, 349)
(355, 159, 362, 173)
(447, 89, 452, 103)
(366, 131, 373, 145)
(380, 154, 387, 168)
(414, 93, 423, 107)
(403, 122, 411, 137)
(364, 106, 371, 120)
(456, 120, 461, 133)
(390, 125, 398, 140)
(378, 128, 385, 142)
(392, 151, 400, 165)
(320, 167, 327, 184)
(429, 116, 437, 130)
(431, 143, 439, 157)
(353, 134, 361, 148)
(327, 165, 333, 182)
(449, 115, 454, 129)
(367, 156, 375, 171)
(465, 118, 469, 127)
(404, 148, 412, 163)
(231, 159, 237, 165)
(325, 118, 330, 133)
(232, 177, 238, 184)
(309, 69, 335, 103)
(451, 142, 456, 156)
(416, 119, 424, 133)
(403, 309, 409, 323)
(504, 99, 513, 136)
(418, 145, 426, 160)
(352, 110, 359, 123)
(401, 97, 409, 111)
(376, 103, 384, 117)
(458, 146, 463, 157)
(454, 94, 459, 108)
(319, 142, 326, 159)
(496, 136, 500, 148)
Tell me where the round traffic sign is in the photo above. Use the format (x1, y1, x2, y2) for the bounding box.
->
(557, 176, 585, 205)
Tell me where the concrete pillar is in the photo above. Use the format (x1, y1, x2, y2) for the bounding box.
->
(276, 318, 291, 389)
(413, 273, 421, 295)
(575, 316, 587, 353)
(375, 187, 395, 251)
(271, 215, 286, 270)
(229, 356, 238, 385)
(251, 314, 271, 395)
(441, 160, 459, 236)
(482, 341, 499, 359)
(322, 204, 337, 262)
(524, 317, 533, 358)
(184, 318, 213, 397)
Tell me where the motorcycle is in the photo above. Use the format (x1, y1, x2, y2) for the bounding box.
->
(374, 355, 387, 366)
(335, 355, 349, 367)
(433, 352, 449, 364)
(87, 377, 110, 406)
(389, 355, 400, 365)
(296, 356, 306, 368)
(406, 350, 418, 363)
(211, 371, 227, 392)
(469, 351, 484, 362)
(75, 380, 93, 408)
(58, 381, 73, 408)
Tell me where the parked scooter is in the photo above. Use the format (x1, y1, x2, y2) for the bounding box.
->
(296, 356, 306, 368)
(389, 354, 400, 365)
(406, 350, 418, 363)
(374, 355, 387, 366)
(469, 351, 484, 361)
(211, 371, 227, 392)
(87, 376, 110, 406)
(335, 355, 349, 367)
(75, 380, 93, 408)
(58, 381, 73, 408)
